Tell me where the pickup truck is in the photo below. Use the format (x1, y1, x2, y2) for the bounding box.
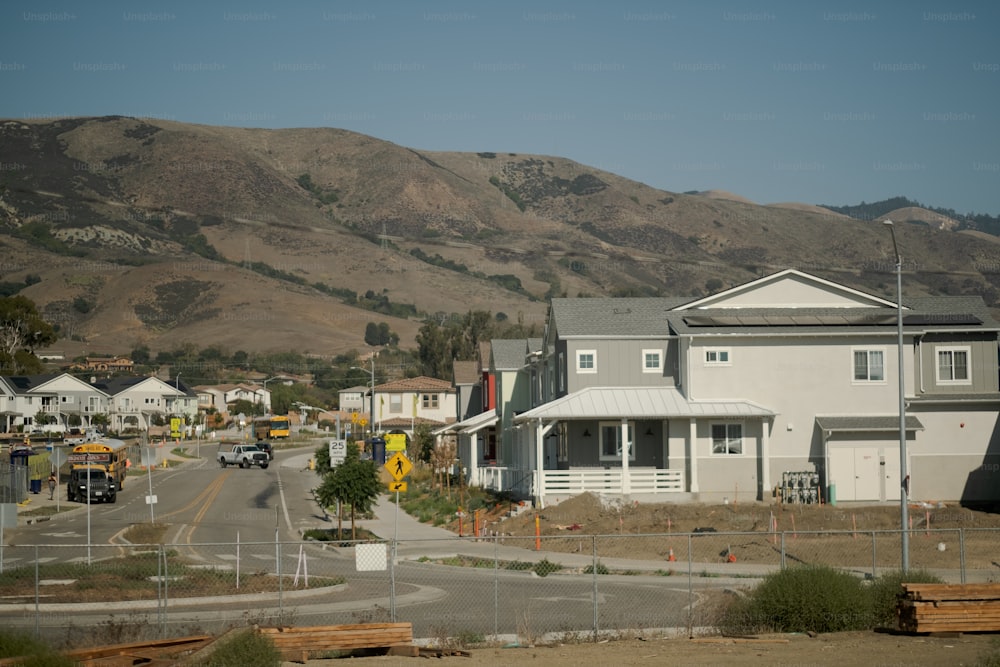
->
(218, 444, 269, 469)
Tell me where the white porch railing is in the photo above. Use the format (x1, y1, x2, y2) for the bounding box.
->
(542, 467, 684, 494)
(479, 466, 531, 495)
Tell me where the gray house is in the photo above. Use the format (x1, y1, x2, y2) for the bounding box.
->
(487, 269, 1000, 508)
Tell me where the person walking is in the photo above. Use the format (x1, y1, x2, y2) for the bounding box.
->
(47, 472, 57, 500)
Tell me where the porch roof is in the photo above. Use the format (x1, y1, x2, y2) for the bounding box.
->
(815, 415, 925, 432)
(432, 409, 497, 436)
(513, 387, 775, 422)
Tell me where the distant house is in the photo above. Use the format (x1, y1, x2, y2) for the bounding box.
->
(73, 356, 135, 373)
(375, 376, 457, 437)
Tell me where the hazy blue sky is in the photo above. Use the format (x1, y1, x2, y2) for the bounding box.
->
(2, 1, 998, 213)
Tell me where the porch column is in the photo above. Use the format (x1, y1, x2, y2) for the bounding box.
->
(621, 418, 630, 495)
(535, 419, 545, 502)
(469, 431, 480, 487)
(688, 418, 699, 493)
(760, 417, 770, 500)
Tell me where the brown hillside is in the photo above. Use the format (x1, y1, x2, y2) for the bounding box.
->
(1, 116, 999, 357)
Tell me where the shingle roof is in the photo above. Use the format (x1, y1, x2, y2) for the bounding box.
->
(549, 298, 688, 337)
(490, 339, 529, 370)
(452, 360, 479, 385)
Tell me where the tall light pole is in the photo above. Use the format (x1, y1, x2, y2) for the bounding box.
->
(884, 219, 909, 571)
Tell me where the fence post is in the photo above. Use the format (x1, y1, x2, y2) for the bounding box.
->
(959, 528, 966, 584)
(493, 533, 499, 640)
(390, 539, 397, 622)
(592, 535, 599, 642)
(34, 544, 40, 638)
(871, 531, 877, 580)
(780, 532, 786, 569)
(686, 533, 693, 638)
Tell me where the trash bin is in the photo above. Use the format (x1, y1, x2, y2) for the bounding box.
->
(30, 478, 42, 494)
(370, 437, 386, 465)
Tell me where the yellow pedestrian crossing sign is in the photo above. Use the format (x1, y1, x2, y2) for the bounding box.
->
(385, 451, 412, 481)
(388, 481, 408, 493)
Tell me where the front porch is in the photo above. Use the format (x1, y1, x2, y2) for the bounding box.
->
(475, 463, 684, 500)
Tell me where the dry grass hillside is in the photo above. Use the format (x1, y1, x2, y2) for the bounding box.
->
(1, 116, 999, 356)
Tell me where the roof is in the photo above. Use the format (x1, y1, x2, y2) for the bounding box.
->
(452, 360, 480, 385)
(513, 387, 775, 422)
(815, 415, 925, 432)
(490, 339, 530, 371)
(433, 409, 497, 435)
(548, 298, 688, 338)
(375, 376, 454, 393)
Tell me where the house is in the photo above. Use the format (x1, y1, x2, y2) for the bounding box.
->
(0, 374, 110, 432)
(72, 356, 135, 373)
(92, 376, 197, 434)
(338, 385, 368, 415)
(469, 269, 1000, 508)
(375, 376, 457, 437)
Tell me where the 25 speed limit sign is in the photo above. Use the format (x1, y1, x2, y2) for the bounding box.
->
(328, 439, 347, 465)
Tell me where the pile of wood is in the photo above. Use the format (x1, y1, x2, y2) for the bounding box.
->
(898, 583, 1000, 633)
(0, 635, 214, 667)
(256, 622, 415, 663)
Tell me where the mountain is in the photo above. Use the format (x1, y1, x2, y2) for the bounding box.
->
(2, 116, 1000, 358)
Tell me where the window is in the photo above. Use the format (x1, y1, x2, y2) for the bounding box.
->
(599, 421, 635, 461)
(711, 423, 743, 455)
(389, 395, 402, 413)
(642, 349, 662, 373)
(576, 350, 597, 374)
(558, 353, 566, 391)
(937, 347, 970, 384)
(853, 349, 885, 382)
(704, 348, 731, 365)
(422, 393, 439, 409)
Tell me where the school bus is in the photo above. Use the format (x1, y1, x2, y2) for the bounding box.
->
(253, 415, 291, 439)
(68, 438, 134, 493)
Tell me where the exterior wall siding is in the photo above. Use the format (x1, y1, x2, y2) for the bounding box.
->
(565, 338, 676, 393)
(917, 335, 999, 395)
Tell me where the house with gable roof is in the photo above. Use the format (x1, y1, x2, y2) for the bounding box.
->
(491, 269, 1000, 508)
(375, 375, 457, 437)
(93, 375, 197, 434)
(0, 373, 110, 432)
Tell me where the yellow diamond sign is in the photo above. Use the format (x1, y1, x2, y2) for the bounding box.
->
(385, 451, 412, 481)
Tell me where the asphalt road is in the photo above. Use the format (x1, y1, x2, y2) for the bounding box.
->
(2, 444, 711, 642)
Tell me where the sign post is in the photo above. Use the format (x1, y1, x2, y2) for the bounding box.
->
(328, 439, 347, 467)
(382, 450, 412, 623)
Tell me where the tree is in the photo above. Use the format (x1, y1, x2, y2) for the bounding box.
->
(0, 295, 57, 374)
(315, 442, 381, 539)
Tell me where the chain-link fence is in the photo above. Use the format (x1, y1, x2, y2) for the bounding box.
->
(2, 528, 998, 646)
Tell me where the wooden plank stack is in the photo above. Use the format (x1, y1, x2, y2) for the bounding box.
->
(256, 622, 415, 663)
(898, 583, 1000, 633)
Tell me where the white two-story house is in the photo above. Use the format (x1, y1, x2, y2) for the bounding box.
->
(494, 269, 1000, 508)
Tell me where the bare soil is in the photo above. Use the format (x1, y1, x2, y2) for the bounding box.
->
(283, 631, 1000, 667)
(452, 493, 1000, 571)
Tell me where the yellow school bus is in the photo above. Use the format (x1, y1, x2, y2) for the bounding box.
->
(69, 438, 134, 491)
(253, 415, 291, 439)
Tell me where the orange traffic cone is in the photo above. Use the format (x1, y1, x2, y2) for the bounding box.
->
(667, 548, 676, 562)
(727, 552, 737, 563)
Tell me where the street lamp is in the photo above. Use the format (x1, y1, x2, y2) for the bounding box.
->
(351, 358, 376, 440)
(884, 219, 909, 571)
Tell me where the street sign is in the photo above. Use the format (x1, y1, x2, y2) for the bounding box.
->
(387, 481, 407, 493)
(351, 412, 358, 424)
(145, 495, 158, 505)
(328, 439, 347, 466)
(384, 451, 412, 481)
(385, 432, 407, 453)
(359, 418, 368, 427)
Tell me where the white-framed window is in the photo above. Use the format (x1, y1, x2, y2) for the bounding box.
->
(711, 422, 743, 455)
(576, 350, 597, 374)
(598, 421, 635, 461)
(852, 348, 885, 382)
(704, 348, 731, 365)
(389, 394, 402, 413)
(642, 349, 662, 373)
(422, 393, 439, 409)
(937, 346, 971, 384)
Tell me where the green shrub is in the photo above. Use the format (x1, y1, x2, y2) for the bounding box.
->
(721, 565, 871, 634)
(203, 629, 282, 667)
(0, 629, 73, 666)
(867, 569, 943, 628)
(533, 558, 561, 577)
(583, 562, 609, 575)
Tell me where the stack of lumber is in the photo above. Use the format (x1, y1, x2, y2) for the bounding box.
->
(256, 622, 414, 662)
(898, 583, 1000, 633)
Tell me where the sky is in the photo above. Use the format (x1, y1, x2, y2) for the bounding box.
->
(1, 1, 998, 214)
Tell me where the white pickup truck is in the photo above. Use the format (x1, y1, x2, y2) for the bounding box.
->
(218, 443, 270, 469)
(65, 428, 102, 446)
